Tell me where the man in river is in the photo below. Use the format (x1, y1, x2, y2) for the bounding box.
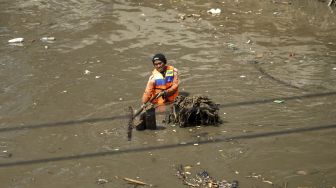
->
(136, 53, 179, 130)
(142, 53, 179, 106)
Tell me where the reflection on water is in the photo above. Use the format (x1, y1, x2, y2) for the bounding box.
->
(0, 0, 336, 187)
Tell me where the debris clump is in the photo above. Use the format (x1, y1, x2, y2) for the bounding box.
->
(168, 95, 221, 127)
(176, 164, 238, 188)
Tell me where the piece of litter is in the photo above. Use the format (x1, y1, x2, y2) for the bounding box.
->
(262, 180, 273, 184)
(240, 75, 246, 78)
(178, 13, 186, 20)
(227, 43, 238, 50)
(95, 76, 101, 79)
(196, 162, 201, 165)
(235, 171, 239, 174)
(8, 38, 24, 43)
(96, 178, 108, 184)
(207, 8, 221, 15)
(273, 100, 285, 104)
(194, 143, 199, 146)
(84, 70, 91, 75)
(296, 170, 308, 175)
(40, 37, 55, 42)
(184, 166, 192, 170)
(227, 43, 235, 48)
(123, 177, 149, 186)
(333, 67, 336, 70)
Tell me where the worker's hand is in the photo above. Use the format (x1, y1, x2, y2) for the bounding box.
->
(156, 90, 167, 99)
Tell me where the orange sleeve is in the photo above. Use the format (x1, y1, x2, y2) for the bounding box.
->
(166, 68, 179, 96)
(142, 75, 155, 103)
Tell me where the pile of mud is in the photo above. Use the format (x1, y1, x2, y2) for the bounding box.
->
(168, 95, 221, 127)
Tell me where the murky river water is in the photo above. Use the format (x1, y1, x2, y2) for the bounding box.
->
(1, 0, 336, 187)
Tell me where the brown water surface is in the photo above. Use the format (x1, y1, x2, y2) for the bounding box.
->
(0, 0, 336, 187)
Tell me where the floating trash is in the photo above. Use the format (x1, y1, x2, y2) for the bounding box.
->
(96, 178, 108, 185)
(40, 37, 55, 42)
(8, 38, 24, 43)
(176, 164, 239, 188)
(123, 177, 150, 186)
(207, 8, 221, 15)
(296, 170, 308, 175)
(227, 43, 238, 50)
(178, 13, 201, 20)
(273, 100, 285, 104)
(84, 70, 91, 75)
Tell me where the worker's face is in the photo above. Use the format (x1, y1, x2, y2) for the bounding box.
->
(153, 60, 166, 73)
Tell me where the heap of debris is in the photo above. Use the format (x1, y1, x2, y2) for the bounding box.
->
(168, 95, 221, 127)
(176, 164, 238, 188)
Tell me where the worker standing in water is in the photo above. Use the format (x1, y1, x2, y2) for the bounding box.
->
(137, 53, 179, 130)
(142, 53, 179, 106)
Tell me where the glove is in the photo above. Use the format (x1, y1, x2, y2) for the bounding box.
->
(154, 90, 167, 100)
(160, 90, 167, 100)
(163, 90, 167, 99)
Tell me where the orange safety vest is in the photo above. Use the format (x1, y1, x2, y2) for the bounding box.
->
(152, 65, 178, 105)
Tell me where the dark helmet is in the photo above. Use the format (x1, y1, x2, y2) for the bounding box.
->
(152, 53, 167, 64)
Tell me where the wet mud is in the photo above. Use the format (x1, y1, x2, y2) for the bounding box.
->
(1, 0, 336, 188)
